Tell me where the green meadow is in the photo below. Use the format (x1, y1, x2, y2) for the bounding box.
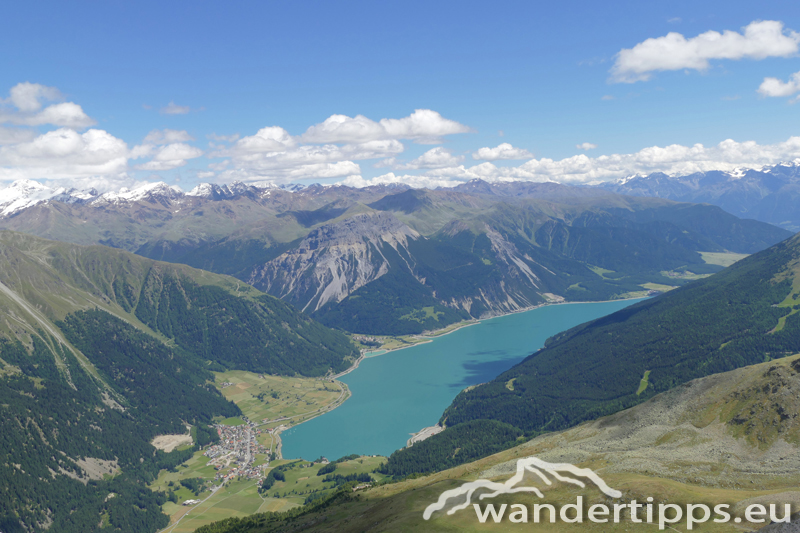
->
(213, 370, 347, 429)
(157, 456, 387, 533)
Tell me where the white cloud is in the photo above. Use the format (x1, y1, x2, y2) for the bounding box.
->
(135, 143, 203, 171)
(199, 109, 469, 184)
(0, 126, 36, 145)
(218, 161, 361, 183)
(340, 172, 462, 190)
(611, 20, 800, 83)
(211, 126, 404, 183)
(758, 70, 800, 98)
(232, 126, 297, 153)
(339, 136, 800, 188)
(472, 143, 533, 160)
(0, 128, 129, 181)
(385, 147, 464, 170)
(301, 109, 470, 144)
(1, 83, 95, 129)
(6, 82, 62, 112)
(160, 101, 191, 115)
(143, 129, 194, 144)
(576, 142, 598, 150)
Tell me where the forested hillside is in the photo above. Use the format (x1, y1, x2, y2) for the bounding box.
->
(0, 231, 357, 532)
(380, 231, 800, 476)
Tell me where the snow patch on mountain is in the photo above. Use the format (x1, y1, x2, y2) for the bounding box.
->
(0, 179, 97, 217)
(91, 182, 184, 206)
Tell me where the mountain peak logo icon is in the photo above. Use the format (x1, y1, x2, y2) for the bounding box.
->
(423, 456, 622, 520)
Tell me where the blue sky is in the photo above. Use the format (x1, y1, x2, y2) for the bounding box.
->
(1, 0, 799, 190)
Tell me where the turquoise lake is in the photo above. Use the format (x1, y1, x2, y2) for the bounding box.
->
(282, 299, 644, 461)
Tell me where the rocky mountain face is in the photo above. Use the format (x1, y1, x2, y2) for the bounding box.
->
(249, 212, 420, 313)
(601, 160, 800, 232)
(0, 177, 793, 334)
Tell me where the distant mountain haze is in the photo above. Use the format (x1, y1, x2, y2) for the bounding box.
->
(600, 160, 800, 232)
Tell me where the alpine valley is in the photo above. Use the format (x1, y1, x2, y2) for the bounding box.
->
(1, 175, 798, 533)
(189, 206, 800, 533)
(0, 178, 791, 335)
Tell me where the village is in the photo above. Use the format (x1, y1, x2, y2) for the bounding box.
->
(203, 419, 272, 482)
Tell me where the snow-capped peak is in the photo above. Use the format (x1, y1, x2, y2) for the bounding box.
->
(728, 167, 747, 179)
(93, 182, 183, 205)
(0, 179, 98, 218)
(186, 183, 218, 197)
(616, 173, 646, 185)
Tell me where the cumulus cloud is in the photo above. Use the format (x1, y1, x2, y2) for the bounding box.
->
(135, 143, 204, 171)
(384, 147, 464, 170)
(611, 20, 800, 83)
(472, 143, 533, 160)
(337, 136, 800, 188)
(7, 82, 62, 112)
(198, 109, 471, 184)
(143, 129, 194, 144)
(160, 101, 191, 115)
(0, 126, 36, 145)
(758, 70, 800, 98)
(1, 83, 95, 128)
(231, 126, 297, 153)
(301, 109, 470, 144)
(217, 161, 361, 183)
(0, 128, 129, 181)
(209, 124, 405, 183)
(340, 172, 463, 190)
(576, 142, 597, 150)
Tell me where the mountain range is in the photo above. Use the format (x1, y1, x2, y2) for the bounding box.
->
(601, 160, 800, 232)
(0, 178, 791, 335)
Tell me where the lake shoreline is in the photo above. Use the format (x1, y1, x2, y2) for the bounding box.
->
(352, 295, 649, 362)
(283, 297, 646, 460)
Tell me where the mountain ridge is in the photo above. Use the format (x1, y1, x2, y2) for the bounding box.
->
(1, 178, 792, 335)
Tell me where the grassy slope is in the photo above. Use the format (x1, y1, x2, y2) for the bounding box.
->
(0, 230, 358, 377)
(196, 355, 800, 532)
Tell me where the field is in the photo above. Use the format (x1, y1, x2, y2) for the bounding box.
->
(150, 370, 387, 531)
(640, 282, 677, 292)
(350, 319, 479, 355)
(156, 456, 388, 533)
(157, 477, 296, 533)
(213, 370, 348, 430)
(700, 251, 749, 267)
